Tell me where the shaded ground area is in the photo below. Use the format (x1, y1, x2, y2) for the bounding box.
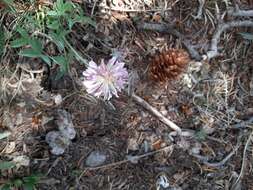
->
(1, 0, 253, 190)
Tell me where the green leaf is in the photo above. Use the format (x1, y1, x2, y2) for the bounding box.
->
(49, 32, 65, 51)
(0, 131, 11, 140)
(19, 49, 42, 58)
(23, 176, 37, 184)
(55, 0, 71, 14)
(16, 28, 29, 39)
(13, 179, 23, 187)
(3, 0, 13, 4)
(2, 0, 16, 13)
(47, 11, 58, 16)
(40, 55, 51, 65)
(0, 184, 11, 190)
(51, 55, 69, 79)
(10, 38, 28, 48)
(29, 39, 42, 53)
(239, 32, 253, 41)
(23, 183, 34, 190)
(0, 161, 15, 170)
(47, 20, 60, 30)
(79, 16, 96, 27)
(55, 69, 65, 80)
(51, 55, 67, 66)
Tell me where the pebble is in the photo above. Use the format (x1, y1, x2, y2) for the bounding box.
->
(56, 109, 76, 140)
(46, 131, 70, 155)
(85, 151, 107, 167)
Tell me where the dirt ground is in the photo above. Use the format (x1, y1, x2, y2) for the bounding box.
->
(1, 0, 253, 190)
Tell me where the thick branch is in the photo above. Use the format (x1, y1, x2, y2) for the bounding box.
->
(205, 20, 253, 59)
(136, 22, 202, 61)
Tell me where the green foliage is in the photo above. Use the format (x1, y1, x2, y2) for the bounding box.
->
(9, 0, 95, 77)
(0, 161, 15, 170)
(0, 174, 42, 190)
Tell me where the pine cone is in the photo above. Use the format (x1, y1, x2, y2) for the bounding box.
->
(149, 49, 190, 82)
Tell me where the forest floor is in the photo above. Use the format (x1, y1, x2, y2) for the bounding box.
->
(0, 0, 253, 190)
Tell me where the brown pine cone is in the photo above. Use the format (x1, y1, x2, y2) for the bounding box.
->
(149, 49, 190, 82)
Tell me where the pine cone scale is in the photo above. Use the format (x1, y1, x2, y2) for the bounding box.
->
(149, 49, 190, 83)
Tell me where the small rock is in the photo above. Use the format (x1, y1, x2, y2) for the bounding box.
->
(85, 151, 107, 167)
(46, 131, 70, 155)
(160, 106, 168, 116)
(54, 94, 63, 105)
(56, 109, 76, 140)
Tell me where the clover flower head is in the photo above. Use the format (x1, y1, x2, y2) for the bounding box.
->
(82, 57, 128, 100)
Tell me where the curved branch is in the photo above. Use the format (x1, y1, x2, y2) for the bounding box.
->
(136, 22, 202, 61)
(205, 20, 253, 60)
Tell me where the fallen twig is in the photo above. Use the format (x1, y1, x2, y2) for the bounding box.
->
(204, 20, 253, 60)
(79, 145, 174, 178)
(233, 131, 253, 186)
(192, 143, 240, 168)
(136, 22, 202, 61)
(131, 93, 182, 133)
(192, 0, 205, 20)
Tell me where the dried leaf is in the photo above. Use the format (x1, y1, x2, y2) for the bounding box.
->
(4, 141, 15, 154)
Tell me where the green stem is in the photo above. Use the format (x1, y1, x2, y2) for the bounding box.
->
(64, 38, 89, 66)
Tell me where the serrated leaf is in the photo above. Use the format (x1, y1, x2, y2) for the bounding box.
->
(0, 131, 11, 140)
(47, 20, 60, 30)
(62, 2, 73, 13)
(51, 55, 65, 64)
(16, 28, 29, 38)
(49, 32, 65, 51)
(0, 161, 15, 170)
(10, 38, 28, 48)
(40, 55, 51, 65)
(19, 49, 42, 58)
(29, 39, 42, 53)
(239, 32, 253, 41)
